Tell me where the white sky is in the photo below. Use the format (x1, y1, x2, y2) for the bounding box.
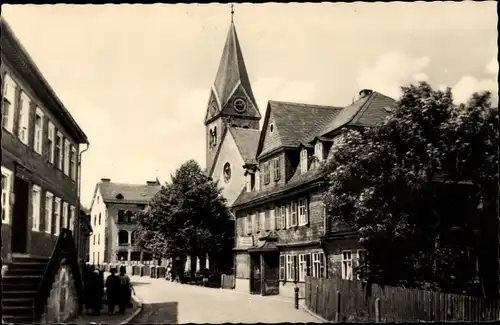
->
(2, 3, 497, 207)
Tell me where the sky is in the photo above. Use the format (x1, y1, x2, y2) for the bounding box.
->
(2, 3, 497, 207)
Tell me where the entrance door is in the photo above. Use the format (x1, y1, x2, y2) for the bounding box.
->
(11, 176, 30, 253)
(250, 253, 261, 294)
(262, 252, 280, 295)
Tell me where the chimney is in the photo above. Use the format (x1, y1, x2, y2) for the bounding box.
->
(101, 178, 111, 182)
(359, 89, 373, 99)
(147, 180, 159, 186)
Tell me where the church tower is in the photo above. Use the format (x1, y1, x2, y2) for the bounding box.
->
(204, 15, 261, 174)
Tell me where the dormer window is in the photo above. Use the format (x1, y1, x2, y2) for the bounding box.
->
(116, 193, 124, 200)
(314, 141, 324, 163)
(300, 149, 308, 173)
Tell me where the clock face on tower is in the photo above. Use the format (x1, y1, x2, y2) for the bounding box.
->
(233, 98, 247, 114)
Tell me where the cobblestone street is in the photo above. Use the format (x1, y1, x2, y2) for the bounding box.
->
(129, 276, 321, 323)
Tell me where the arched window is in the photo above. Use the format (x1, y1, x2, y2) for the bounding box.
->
(98, 212, 102, 225)
(213, 126, 217, 146)
(126, 210, 133, 223)
(118, 210, 125, 223)
(118, 230, 129, 245)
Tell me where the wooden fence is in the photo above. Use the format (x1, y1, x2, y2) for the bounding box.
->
(305, 276, 500, 322)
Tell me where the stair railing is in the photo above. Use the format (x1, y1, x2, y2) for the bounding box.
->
(33, 228, 84, 321)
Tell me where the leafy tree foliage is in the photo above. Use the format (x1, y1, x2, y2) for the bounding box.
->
(134, 160, 234, 276)
(322, 82, 498, 296)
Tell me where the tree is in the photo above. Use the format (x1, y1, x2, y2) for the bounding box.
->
(134, 160, 234, 278)
(322, 82, 498, 296)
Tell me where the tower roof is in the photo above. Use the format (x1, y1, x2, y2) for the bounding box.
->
(213, 21, 258, 110)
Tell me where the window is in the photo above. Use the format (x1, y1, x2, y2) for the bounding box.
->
(252, 212, 258, 233)
(93, 234, 96, 245)
(273, 158, 281, 181)
(288, 200, 298, 227)
(264, 209, 271, 230)
(1, 167, 13, 224)
(17, 91, 30, 144)
(118, 210, 125, 223)
(342, 250, 353, 280)
(54, 198, 61, 235)
(118, 230, 129, 245)
(298, 197, 308, 226)
(71, 146, 77, 180)
(245, 213, 251, 234)
(279, 255, 286, 280)
(280, 205, 286, 229)
(312, 252, 325, 278)
(315, 141, 324, 162)
(274, 206, 281, 229)
(298, 254, 308, 282)
(99, 212, 101, 225)
(259, 210, 265, 232)
(94, 215, 96, 227)
(47, 122, 55, 164)
(2, 73, 16, 132)
(31, 185, 42, 231)
(45, 192, 54, 234)
(93, 252, 95, 263)
(56, 132, 63, 170)
(69, 206, 75, 232)
(62, 202, 69, 229)
(300, 149, 308, 173)
(63, 139, 70, 176)
(263, 162, 270, 185)
(34, 108, 44, 154)
(286, 255, 296, 282)
(98, 233, 100, 245)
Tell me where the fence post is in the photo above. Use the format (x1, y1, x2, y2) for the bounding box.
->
(295, 286, 299, 309)
(335, 290, 341, 322)
(375, 298, 381, 323)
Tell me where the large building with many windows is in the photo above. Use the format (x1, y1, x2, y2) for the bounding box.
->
(88, 178, 161, 265)
(203, 17, 397, 298)
(1, 19, 89, 261)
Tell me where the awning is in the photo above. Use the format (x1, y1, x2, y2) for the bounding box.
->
(248, 241, 278, 253)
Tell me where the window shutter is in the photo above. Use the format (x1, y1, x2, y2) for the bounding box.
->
(293, 255, 298, 282)
(274, 206, 280, 229)
(306, 254, 311, 276)
(279, 255, 286, 280)
(265, 209, 270, 230)
(320, 253, 325, 278)
(305, 198, 309, 225)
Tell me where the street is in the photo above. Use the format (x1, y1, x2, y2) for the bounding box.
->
(129, 276, 322, 323)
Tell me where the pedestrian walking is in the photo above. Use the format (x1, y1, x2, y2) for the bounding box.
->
(118, 265, 134, 315)
(89, 268, 104, 315)
(166, 264, 172, 281)
(105, 268, 120, 315)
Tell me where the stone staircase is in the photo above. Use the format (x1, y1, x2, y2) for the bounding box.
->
(2, 256, 49, 324)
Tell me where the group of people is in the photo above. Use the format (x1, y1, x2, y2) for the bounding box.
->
(84, 264, 134, 316)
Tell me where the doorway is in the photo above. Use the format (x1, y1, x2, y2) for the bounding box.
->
(11, 176, 29, 254)
(262, 252, 280, 295)
(250, 253, 261, 294)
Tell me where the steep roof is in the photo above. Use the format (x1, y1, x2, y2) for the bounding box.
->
(257, 101, 342, 157)
(213, 21, 259, 111)
(319, 91, 396, 137)
(229, 127, 260, 164)
(97, 181, 161, 204)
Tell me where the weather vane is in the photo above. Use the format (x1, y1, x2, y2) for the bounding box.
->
(231, 4, 234, 22)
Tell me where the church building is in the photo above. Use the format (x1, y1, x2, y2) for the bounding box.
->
(204, 15, 397, 298)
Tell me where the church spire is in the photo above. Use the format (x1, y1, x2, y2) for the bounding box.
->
(212, 11, 259, 112)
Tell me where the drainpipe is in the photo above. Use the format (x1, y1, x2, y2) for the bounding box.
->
(75, 143, 90, 260)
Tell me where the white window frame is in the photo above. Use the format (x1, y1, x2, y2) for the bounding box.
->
(280, 205, 286, 229)
(275, 205, 281, 229)
(312, 252, 325, 278)
(62, 201, 69, 230)
(54, 197, 62, 235)
(56, 132, 63, 170)
(342, 250, 353, 280)
(315, 141, 323, 162)
(69, 205, 75, 232)
(63, 139, 70, 176)
(286, 254, 295, 282)
(18, 91, 31, 145)
(298, 254, 308, 282)
(71, 146, 77, 180)
(273, 158, 280, 181)
(300, 148, 308, 173)
(33, 107, 44, 154)
(288, 200, 298, 227)
(1, 166, 13, 224)
(298, 197, 308, 226)
(2, 73, 16, 133)
(47, 122, 55, 164)
(45, 192, 54, 234)
(31, 185, 42, 231)
(279, 255, 286, 281)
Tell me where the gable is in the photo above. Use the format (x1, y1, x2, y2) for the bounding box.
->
(220, 83, 261, 120)
(204, 89, 221, 124)
(259, 110, 283, 157)
(211, 129, 247, 207)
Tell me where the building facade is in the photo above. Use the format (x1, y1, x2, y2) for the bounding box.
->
(1, 19, 89, 261)
(88, 178, 161, 265)
(204, 18, 397, 298)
